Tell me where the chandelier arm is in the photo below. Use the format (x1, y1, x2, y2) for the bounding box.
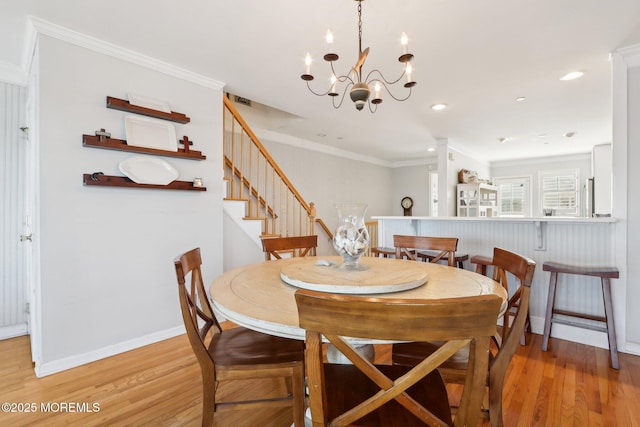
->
(364, 68, 407, 86)
(367, 100, 378, 113)
(331, 82, 353, 109)
(371, 80, 414, 102)
(330, 62, 357, 85)
(305, 80, 335, 97)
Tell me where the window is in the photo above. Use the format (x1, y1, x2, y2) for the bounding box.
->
(539, 169, 579, 216)
(494, 176, 530, 217)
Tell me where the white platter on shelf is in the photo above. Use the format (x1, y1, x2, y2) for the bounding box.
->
(127, 93, 172, 113)
(124, 115, 177, 151)
(119, 156, 179, 185)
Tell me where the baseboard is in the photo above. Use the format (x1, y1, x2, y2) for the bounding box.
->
(0, 323, 28, 340)
(624, 341, 640, 356)
(34, 325, 186, 378)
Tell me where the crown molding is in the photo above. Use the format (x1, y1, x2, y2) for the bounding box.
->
(253, 128, 393, 168)
(614, 43, 640, 68)
(489, 151, 591, 168)
(0, 61, 27, 86)
(27, 16, 225, 90)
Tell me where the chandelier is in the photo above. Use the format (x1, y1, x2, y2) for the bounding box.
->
(300, 0, 416, 112)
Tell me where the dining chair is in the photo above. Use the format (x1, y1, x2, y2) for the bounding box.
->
(393, 234, 459, 267)
(392, 247, 536, 427)
(471, 253, 532, 346)
(295, 289, 503, 427)
(174, 248, 305, 427)
(261, 235, 318, 260)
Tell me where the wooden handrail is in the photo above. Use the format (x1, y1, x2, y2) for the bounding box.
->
(223, 96, 331, 240)
(224, 97, 311, 212)
(315, 218, 333, 241)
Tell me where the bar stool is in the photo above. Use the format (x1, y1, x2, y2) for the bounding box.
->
(541, 262, 619, 369)
(418, 251, 469, 269)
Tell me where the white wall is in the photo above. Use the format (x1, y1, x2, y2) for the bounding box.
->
(260, 137, 394, 237)
(391, 161, 437, 217)
(35, 36, 224, 373)
(490, 153, 591, 216)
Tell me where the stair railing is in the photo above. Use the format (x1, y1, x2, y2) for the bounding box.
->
(223, 96, 331, 240)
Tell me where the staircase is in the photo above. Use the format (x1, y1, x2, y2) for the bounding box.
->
(222, 96, 333, 246)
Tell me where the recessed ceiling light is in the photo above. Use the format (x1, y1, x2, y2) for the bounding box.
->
(564, 132, 576, 138)
(431, 103, 447, 111)
(560, 71, 584, 81)
(515, 96, 526, 102)
(427, 147, 435, 152)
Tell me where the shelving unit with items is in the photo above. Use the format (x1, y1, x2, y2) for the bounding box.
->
(457, 183, 498, 217)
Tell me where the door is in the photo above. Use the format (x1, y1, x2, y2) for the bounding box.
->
(25, 58, 42, 366)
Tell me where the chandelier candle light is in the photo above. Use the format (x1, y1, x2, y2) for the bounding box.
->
(301, 0, 416, 112)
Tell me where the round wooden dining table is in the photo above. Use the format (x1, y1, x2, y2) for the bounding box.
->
(210, 256, 508, 342)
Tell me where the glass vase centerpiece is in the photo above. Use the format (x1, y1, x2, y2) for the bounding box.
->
(332, 203, 370, 270)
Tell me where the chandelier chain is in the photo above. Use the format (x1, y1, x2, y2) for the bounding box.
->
(357, 1, 363, 56)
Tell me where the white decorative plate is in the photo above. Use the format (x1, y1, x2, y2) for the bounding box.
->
(124, 115, 177, 151)
(119, 156, 179, 185)
(127, 93, 172, 113)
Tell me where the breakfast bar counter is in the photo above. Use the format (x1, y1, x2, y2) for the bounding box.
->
(372, 215, 621, 351)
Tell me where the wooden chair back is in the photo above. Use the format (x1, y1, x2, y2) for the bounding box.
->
(296, 289, 502, 427)
(394, 235, 459, 266)
(174, 248, 222, 363)
(491, 247, 535, 344)
(487, 247, 536, 423)
(261, 235, 318, 260)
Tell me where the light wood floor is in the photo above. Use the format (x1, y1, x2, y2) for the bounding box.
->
(2, 330, 639, 426)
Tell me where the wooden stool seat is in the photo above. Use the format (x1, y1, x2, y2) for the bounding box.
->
(541, 261, 619, 369)
(542, 262, 619, 278)
(470, 255, 493, 275)
(418, 251, 468, 268)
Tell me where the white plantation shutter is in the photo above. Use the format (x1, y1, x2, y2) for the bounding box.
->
(540, 169, 579, 216)
(495, 177, 530, 217)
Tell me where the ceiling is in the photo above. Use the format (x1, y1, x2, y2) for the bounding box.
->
(2, 0, 640, 164)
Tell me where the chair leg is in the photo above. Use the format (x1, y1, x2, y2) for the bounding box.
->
(488, 370, 504, 427)
(541, 271, 558, 351)
(520, 312, 532, 346)
(601, 278, 620, 370)
(202, 380, 216, 427)
(291, 366, 306, 427)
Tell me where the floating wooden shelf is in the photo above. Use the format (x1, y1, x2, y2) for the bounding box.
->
(83, 174, 206, 191)
(83, 135, 206, 160)
(106, 96, 191, 124)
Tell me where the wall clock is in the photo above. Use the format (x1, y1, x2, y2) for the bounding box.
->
(401, 196, 413, 216)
